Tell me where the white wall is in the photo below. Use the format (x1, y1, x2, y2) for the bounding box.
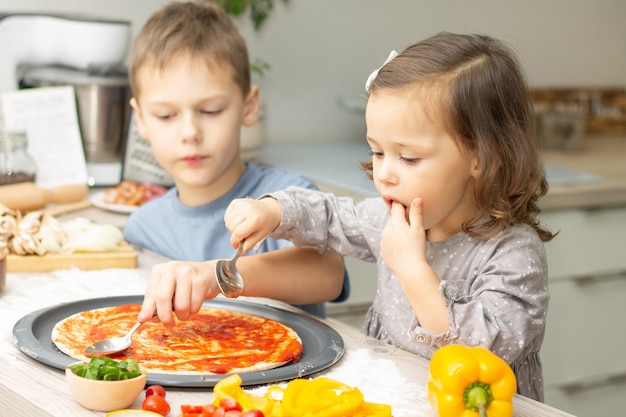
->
(3, 0, 626, 145)
(0, 0, 169, 38)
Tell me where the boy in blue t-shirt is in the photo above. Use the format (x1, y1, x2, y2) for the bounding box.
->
(125, 1, 348, 322)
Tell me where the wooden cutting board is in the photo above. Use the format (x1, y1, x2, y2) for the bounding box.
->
(6, 242, 138, 272)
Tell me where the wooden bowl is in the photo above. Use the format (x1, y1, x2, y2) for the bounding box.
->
(65, 363, 147, 412)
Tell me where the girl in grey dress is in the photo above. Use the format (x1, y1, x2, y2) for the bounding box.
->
(224, 32, 556, 402)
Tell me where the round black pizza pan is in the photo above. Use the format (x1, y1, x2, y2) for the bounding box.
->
(12, 296, 345, 387)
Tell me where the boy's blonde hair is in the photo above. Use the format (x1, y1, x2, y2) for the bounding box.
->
(129, 1, 250, 99)
(365, 32, 554, 242)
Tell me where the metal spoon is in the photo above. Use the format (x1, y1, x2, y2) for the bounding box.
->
(83, 321, 143, 356)
(215, 240, 245, 298)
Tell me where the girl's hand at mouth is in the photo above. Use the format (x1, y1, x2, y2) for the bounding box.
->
(381, 198, 427, 276)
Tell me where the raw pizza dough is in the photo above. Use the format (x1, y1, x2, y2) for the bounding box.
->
(52, 304, 303, 375)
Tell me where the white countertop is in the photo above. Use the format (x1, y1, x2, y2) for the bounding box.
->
(260, 135, 626, 210)
(261, 141, 378, 198)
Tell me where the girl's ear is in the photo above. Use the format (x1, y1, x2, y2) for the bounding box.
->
(469, 150, 481, 178)
(242, 85, 260, 127)
(130, 98, 150, 141)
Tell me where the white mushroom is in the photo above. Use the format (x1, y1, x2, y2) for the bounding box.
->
(0, 215, 17, 239)
(37, 214, 69, 254)
(18, 210, 44, 235)
(10, 229, 46, 256)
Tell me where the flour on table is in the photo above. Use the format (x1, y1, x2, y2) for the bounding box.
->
(249, 348, 435, 417)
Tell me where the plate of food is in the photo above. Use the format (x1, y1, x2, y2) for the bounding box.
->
(91, 180, 168, 214)
(90, 191, 137, 214)
(12, 296, 345, 387)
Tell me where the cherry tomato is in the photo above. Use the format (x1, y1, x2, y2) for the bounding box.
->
(142, 394, 171, 416)
(199, 404, 217, 417)
(181, 404, 204, 413)
(211, 407, 226, 417)
(146, 385, 166, 398)
(219, 398, 242, 412)
(241, 411, 264, 417)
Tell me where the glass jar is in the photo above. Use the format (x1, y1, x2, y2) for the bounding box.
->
(0, 131, 37, 185)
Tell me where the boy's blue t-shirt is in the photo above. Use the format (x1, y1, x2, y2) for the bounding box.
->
(123, 162, 349, 317)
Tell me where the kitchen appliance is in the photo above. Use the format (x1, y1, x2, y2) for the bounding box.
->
(0, 12, 130, 93)
(0, 12, 131, 186)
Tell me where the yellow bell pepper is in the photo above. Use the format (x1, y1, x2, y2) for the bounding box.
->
(427, 344, 517, 417)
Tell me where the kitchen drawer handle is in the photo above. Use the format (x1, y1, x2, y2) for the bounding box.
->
(560, 371, 626, 393)
(572, 270, 626, 285)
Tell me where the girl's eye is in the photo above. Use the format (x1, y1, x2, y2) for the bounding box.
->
(401, 156, 419, 164)
(201, 108, 221, 115)
(156, 113, 173, 120)
(369, 150, 384, 158)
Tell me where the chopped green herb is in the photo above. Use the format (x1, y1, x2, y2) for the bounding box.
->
(68, 356, 143, 381)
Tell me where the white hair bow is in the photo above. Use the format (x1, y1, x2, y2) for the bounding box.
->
(365, 50, 398, 93)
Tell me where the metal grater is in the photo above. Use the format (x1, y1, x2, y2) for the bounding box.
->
(121, 111, 175, 187)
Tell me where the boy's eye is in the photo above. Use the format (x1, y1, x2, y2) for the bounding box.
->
(156, 113, 173, 120)
(369, 150, 384, 158)
(201, 108, 221, 115)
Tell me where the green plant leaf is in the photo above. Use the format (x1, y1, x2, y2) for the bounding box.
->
(206, 0, 290, 77)
(217, 0, 290, 31)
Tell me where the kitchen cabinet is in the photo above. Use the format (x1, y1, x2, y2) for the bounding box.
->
(540, 206, 626, 416)
(538, 136, 626, 416)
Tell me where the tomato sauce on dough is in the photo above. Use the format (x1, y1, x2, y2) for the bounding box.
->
(52, 304, 303, 375)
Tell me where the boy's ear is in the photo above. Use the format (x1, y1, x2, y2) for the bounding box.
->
(130, 97, 150, 140)
(242, 85, 260, 127)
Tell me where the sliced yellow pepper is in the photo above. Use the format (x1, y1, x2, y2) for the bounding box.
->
(282, 377, 364, 417)
(352, 401, 393, 417)
(427, 344, 517, 417)
(213, 374, 280, 414)
(212, 374, 393, 417)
